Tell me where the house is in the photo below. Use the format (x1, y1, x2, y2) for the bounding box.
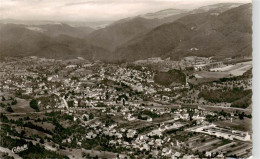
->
(66, 65, 77, 69)
(26, 87, 33, 94)
(2, 84, 10, 90)
(74, 100, 78, 107)
(77, 141, 82, 146)
(162, 147, 172, 157)
(193, 64, 208, 71)
(127, 129, 136, 138)
(86, 131, 97, 139)
(140, 144, 150, 151)
(172, 152, 181, 158)
(147, 117, 153, 122)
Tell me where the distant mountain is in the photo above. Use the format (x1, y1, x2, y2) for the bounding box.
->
(31, 23, 94, 38)
(85, 11, 188, 52)
(0, 19, 64, 26)
(0, 3, 252, 61)
(0, 19, 111, 29)
(0, 24, 108, 60)
(191, 3, 242, 14)
(141, 8, 188, 19)
(0, 7, 188, 60)
(85, 17, 161, 52)
(115, 3, 252, 61)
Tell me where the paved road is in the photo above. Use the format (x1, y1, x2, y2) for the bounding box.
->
(62, 96, 69, 109)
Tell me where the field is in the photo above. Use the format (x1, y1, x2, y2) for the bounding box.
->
(193, 61, 252, 81)
(214, 118, 252, 132)
(195, 71, 229, 79)
(229, 62, 252, 76)
(11, 98, 35, 113)
(200, 105, 252, 114)
(209, 61, 252, 76)
(0, 92, 35, 114)
(60, 148, 118, 158)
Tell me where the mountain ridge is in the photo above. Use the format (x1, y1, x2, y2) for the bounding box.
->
(0, 3, 252, 61)
(114, 3, 252, 61)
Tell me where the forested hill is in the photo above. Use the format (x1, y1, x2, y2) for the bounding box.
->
(0, 3, 252, 61)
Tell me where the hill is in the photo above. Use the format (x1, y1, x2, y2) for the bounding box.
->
(115, 3, 252, 61)
(0, 3, 251, 61)
(0, 24, 108, 60)
(191, 3, 242, 14)
(85, 10, 189, 52)
(34, 23, 94, 38)
(141, 8, 188, 19)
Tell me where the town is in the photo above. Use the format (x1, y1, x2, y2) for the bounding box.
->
(0, 56, 252, 158)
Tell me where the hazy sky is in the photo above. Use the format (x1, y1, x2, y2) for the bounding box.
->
(0, 0, 251, 22)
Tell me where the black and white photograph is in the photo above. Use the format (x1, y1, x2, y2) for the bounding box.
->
(0, 0, 255, 158)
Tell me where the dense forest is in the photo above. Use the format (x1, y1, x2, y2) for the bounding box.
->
(154, 69, 186, 86)
(199, 87, 252, 108)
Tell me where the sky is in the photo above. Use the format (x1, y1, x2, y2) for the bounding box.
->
(0, 0, 252, 22)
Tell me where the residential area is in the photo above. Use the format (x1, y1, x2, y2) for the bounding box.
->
(0, 56, 252, 158)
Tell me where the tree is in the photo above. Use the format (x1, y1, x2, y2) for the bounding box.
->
(83, 116, 88, 121)
(71, 77, 79, 81)
(6, 106, 14, 113)
(40, 138, 44, 144)
(89, 113, 94, 120)
(239, 112, 245, 120)
(82, 152, 87, 158)
(123, 98, 126, 106)
(68, 101, 74, 107)
(30, 99, 40, 112)
(0, 103, 5, 108)
(78, 100, 81, 107)
(21, 130, 25, 137)
(2, 96, 5, 101)
(11, 100, 17, 105)
(187, 109, 194, 121)
(55, 69, 59, 73)
(105, 91, 109, 100)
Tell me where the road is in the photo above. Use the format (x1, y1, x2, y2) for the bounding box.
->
(61, 96, 69, 109)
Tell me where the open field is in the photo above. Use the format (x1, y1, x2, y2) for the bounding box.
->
(210, 65, 234, 72)
(0, 92, 34, 113)
(200, 105, 252, 114)
(60, 148, 118, 159)
(183, 133, 252, 158)
(229, 62, 252, 76)
(189, 77, 219, 85)
(11, 98, 35, 113)
(195, 71, 229, 79)
(214, 118, 252, 132)
(209, 61, 252, 76)
(193, 61, 252, 82)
